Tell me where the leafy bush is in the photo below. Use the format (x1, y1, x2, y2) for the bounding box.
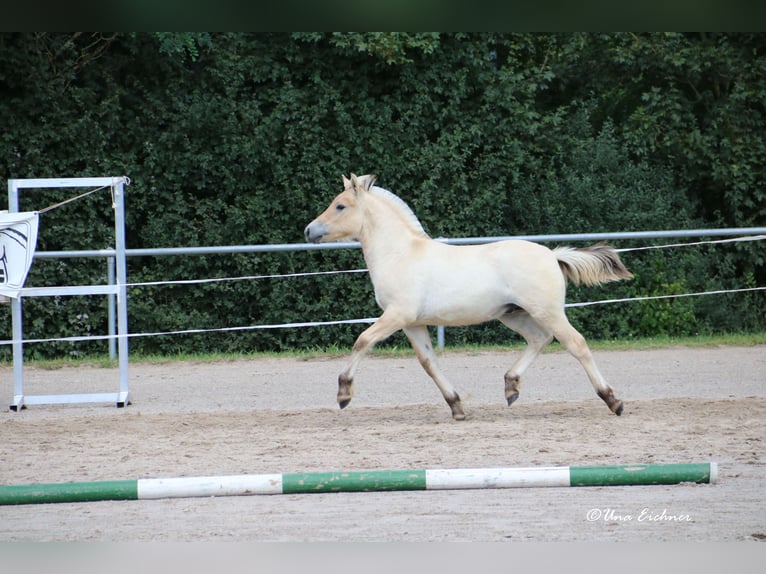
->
(0, 33, 763, 358)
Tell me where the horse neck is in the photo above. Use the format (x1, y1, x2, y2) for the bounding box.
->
(358, 193, 427, 269)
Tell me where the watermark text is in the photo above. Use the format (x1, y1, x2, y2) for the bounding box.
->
(586, 508, 692, 523)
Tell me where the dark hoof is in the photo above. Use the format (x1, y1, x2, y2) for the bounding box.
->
(506, 393, 519, 406)
(338, 399, 351, 410)
(614, 401, 624, 416)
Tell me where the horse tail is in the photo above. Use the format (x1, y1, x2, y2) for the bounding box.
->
(553, 243, 633, 286)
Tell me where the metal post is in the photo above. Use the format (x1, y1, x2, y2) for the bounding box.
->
(107, 256, 116, 359)
(8, 181, 25, 409)
(112, 180, 130, 406)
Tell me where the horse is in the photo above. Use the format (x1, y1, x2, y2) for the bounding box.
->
(304, 174, 633, 420)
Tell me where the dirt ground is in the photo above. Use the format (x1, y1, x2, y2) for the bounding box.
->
(0, 344, 764, 542)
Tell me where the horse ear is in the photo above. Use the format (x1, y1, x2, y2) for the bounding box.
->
(342, 174, 352, 189)
(363, 174, 377, 190)
(351, 174, 376, 192)
(349, 173, 361, 194)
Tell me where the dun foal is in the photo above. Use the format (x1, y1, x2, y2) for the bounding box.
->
(305, 174, 633, 420)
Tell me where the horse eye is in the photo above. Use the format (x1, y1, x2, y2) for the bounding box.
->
(336, 203, 346, 211)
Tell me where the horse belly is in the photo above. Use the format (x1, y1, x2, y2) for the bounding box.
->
(416, 242, 564, 325)
(421, 302, 507, 327)
(416, 271, 511, 326)
(373, 240, 564, 326)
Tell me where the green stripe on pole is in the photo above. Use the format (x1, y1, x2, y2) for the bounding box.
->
(282, 470, 426, 493)
(569, 463, 714, 486)
(0, 480, 137, 505)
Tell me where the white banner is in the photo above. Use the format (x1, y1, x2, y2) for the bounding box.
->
(0, 211, 39, 298)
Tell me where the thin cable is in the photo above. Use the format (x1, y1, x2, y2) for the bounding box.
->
(566, 286, 766, 308)
(128, 268, 368, 288)
(616, 234, 766, 252)
(2, 287, 763, 347)
(0, 318, 378, 346)
(37, 185, 111, 214)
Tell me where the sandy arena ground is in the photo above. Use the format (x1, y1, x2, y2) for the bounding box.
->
(0, 345, 764, 542)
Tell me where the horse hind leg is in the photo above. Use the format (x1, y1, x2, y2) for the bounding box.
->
(403, 326, 465, 420)
(498, 311, 553, 407)
(544, 313, 624, 415)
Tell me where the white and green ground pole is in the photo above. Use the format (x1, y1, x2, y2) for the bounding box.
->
(0, 463, 716, 505)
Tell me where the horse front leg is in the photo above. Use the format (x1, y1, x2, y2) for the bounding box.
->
(403, 325, 465, 420)
(337, 312, 405, 410)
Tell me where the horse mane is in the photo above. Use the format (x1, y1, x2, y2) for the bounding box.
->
(369, 186, 429, 237)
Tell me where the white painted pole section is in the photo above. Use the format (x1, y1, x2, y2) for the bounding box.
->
(709, 461, 718, 484)
(426, 466, 571, 489)
(137, 473, 283, 499)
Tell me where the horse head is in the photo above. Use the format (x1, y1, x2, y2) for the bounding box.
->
(304, 174, 376, 243)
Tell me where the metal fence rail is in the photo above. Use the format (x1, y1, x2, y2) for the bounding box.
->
(26, 226, 766, 352)
(31, 226, 766, 259)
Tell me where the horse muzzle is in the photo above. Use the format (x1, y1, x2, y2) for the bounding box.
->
(304, 221, 327, 243)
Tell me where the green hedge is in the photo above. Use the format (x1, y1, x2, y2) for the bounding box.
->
(1, 33, 763, 358)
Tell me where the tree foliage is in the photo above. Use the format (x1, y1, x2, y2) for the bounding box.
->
(0, 32, 763, 358)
